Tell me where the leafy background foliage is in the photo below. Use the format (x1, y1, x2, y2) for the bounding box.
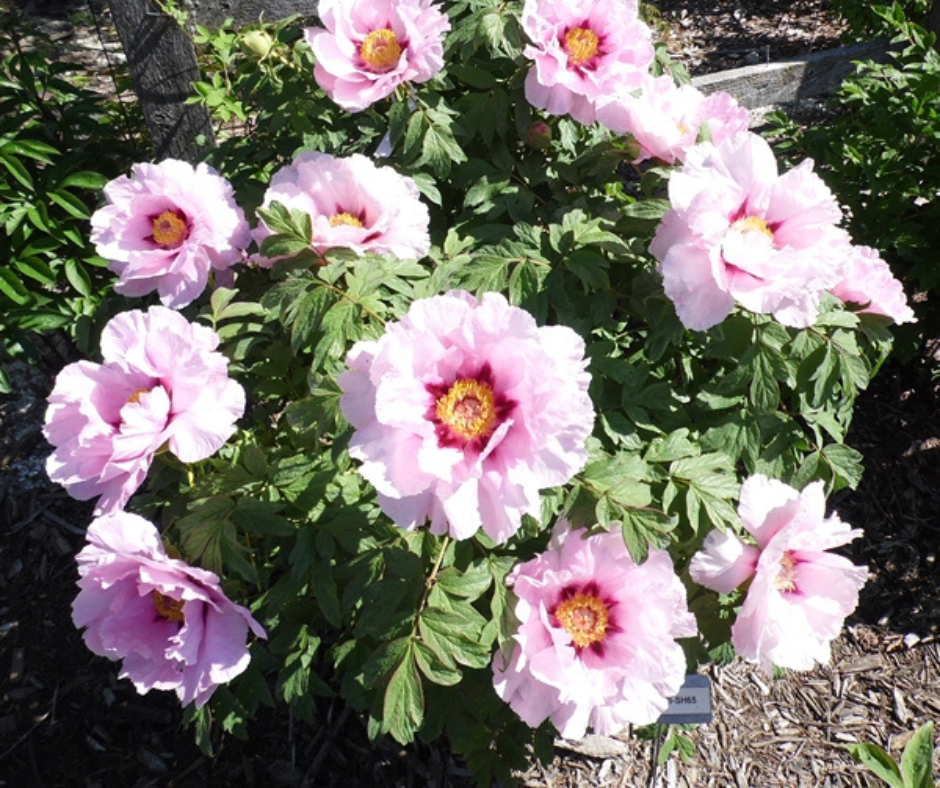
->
(0, 13, 144, 390)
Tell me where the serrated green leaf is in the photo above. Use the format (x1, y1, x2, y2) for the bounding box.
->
(362, 636, 411, 689)
(435, 565, 492, 602)
(820, 443, 864, 489)
(413, 640, 463, 686)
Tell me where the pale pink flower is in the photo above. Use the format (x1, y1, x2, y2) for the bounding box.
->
(493, 520, 696, 738)
(522, 0, 654, 125)
(91, 159, 250, 309)
(253, 151, 430, 265)
(338, 291, 594, 543)
(596, 74, 750, 164)
(830, 244, 916, 324)
(44, 307, 245, 515)
(73, 511, 265, 708)
(649, 131, 853, 330)
(689, 475, 868, 673)
(305, 0, 450, 112)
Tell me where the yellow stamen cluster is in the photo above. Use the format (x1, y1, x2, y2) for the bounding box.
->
(329, 212, 364, 228)
(151, 210, 188, 248)
(360, 28, 402, 71)
(730, 215, 774, 238)
(153, 590, 185, 622)
(126, 387, 150, 405)
(564, 27, 600, 67)
(435, 378, 498, 441)
(555, 591, 609, 648)
(774, 551, 799, 593)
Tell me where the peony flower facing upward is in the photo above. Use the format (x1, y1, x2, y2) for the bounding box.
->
(338, 291, 594, 543)
(44, 306, 245, 515)
(649, 131, 853, 331)
(830, 244, 916, 324)
(493, 520, 696, 739)
(521, 0, 654, 125)
(596, 74, 750, 164)
(252, 151, 430, 265)
(305, 0, 450, 112)
(91, 159, 251, 309)
(689, 475, 868, 673)
(72, 511, 266, 707)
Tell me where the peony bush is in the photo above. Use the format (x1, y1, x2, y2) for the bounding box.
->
(43, 0, 917, 783)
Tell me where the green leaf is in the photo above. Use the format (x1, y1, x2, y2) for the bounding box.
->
(619, 198, 671, 220)
(0, 152, 33, 190)
(0, 269, 30, 305)
(846, 742, 904, 788)
(176, 496, 237, 574)
(14, 257, 56, 285)
(49, 189, 90, 219)
(384, 643, 424, 744)
(2, 139, 58, 162)
(900, 721, 934, 788)
(362, 637, 411, 689)
(435, 565, 492, 602)
(59, 170, 109, 190)
(620, 508, 677, 563)
(64, 259, 93, 297)
(413, 640, 463, 686)
(820, 443, 864, 490)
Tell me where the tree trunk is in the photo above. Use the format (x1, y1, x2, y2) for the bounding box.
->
(929, 0, 940, 48)
(109, 0, 215, 163)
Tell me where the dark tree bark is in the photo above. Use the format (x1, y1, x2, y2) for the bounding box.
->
(929, 0, 940, 48)
(181, 0, 316, 29)
(109, 0, 215, 162)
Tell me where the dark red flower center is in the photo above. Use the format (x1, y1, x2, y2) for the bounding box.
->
(150, 209, 190, 249)
(564, 25, 600, 67)
(153, 590, 185, 623)
(360, 28, 402, 72)
(426, 363, 515, 452)
(551, 581, 619, 655)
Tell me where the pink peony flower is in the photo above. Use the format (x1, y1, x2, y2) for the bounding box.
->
(305, 0, 450, 112)
(44, 306, 245, 515)
(492, 520, 697, 738)
(338, 291, 594, 543)
(649, 131, 853, 330)
(253, 151, 430, 265)
(72, 511, 265, 707)
(689, 475, 868, 673)
(91, 159, 250, 309)
(596, 74, 750, 164)
(830, 244, 916, 324)
(521, 0, 654, 125)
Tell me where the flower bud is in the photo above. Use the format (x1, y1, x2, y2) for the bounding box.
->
(524, 121, 552, 150)
(240, 30, 275, 59)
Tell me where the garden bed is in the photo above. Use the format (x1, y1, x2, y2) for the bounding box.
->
(2, 1, 939, 787)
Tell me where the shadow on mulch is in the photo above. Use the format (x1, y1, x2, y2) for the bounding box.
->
(837, 347, 940, 641)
